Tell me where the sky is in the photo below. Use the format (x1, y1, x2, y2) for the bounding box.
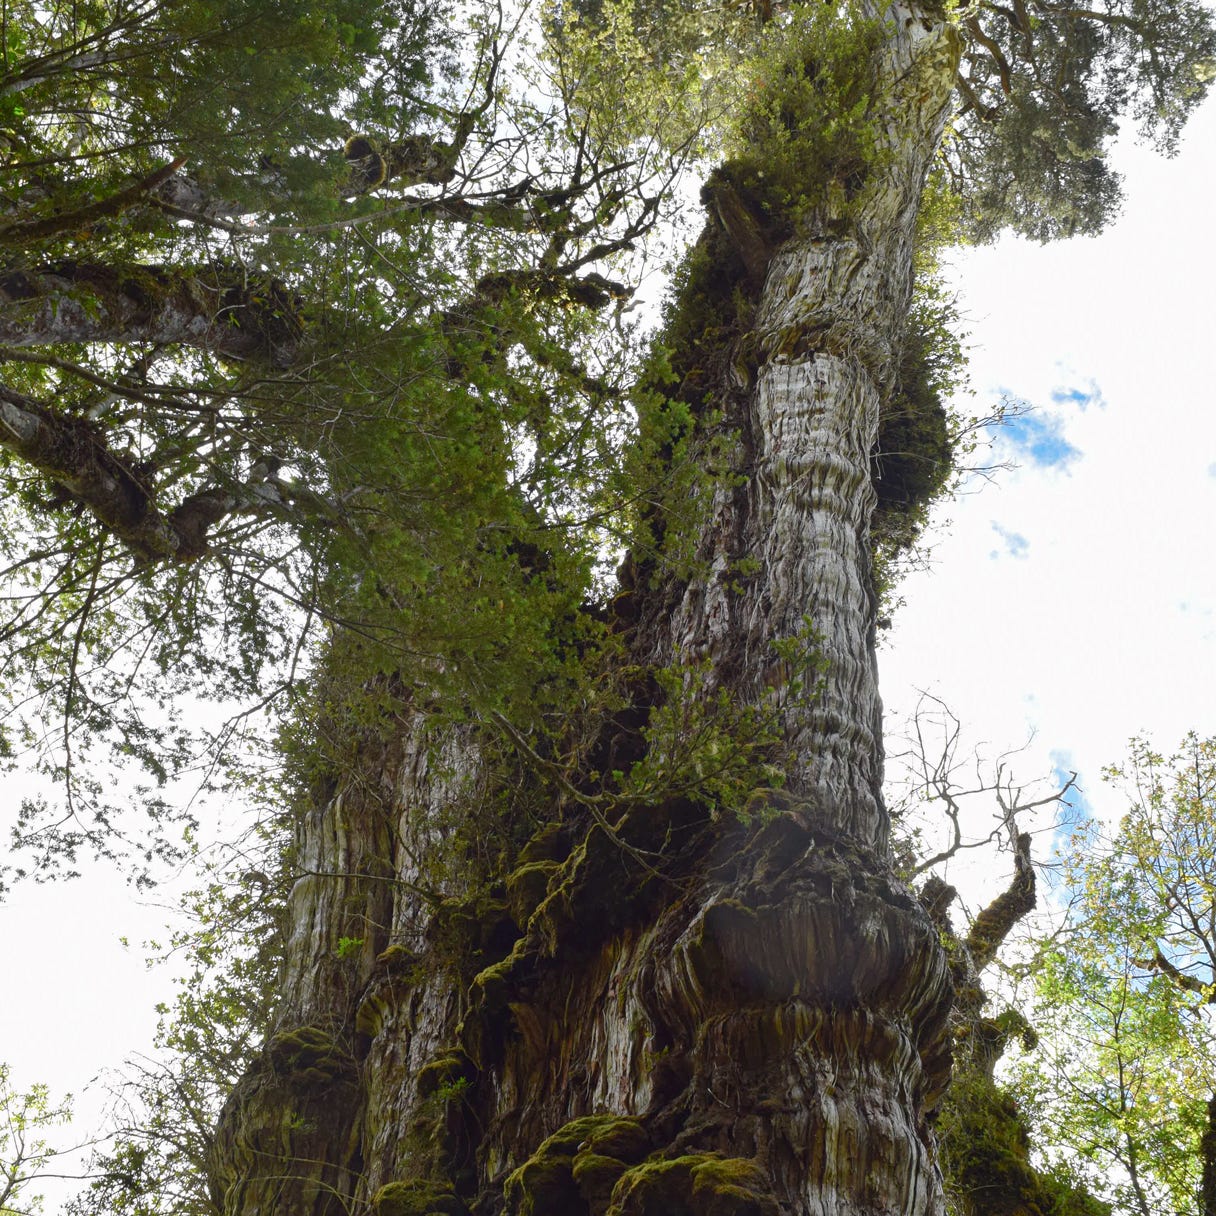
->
(881, 96, 1216, 902)
(3, 60, 1216, 1215)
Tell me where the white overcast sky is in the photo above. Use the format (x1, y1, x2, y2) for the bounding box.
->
(882, 94, 1216, 867)
(2, 77, 1215, 1211)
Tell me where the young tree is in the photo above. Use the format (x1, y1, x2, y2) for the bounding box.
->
(0, 1065, 72, 1216)
(1015, 734, 1216, 1216)
(2, 1, 1213, 1215)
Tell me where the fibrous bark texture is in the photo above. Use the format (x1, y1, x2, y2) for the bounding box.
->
(209, 5, 962, 1215)
(0, 262, 302, 365)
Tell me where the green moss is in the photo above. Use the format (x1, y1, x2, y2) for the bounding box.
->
(438, 892, 518, 957)
(402, 1050, 478, 1179)
(576, 1118, 650, 1163)
(415, 1050, 476, 1101)
(505, 859, 560, 927)
(265, 1026, 352, 1088)
(266, 1025, 335, 1063)
(470, 956, 513, 1009)
(469, 934, 532, 1013)
(572, 1152, 632, 1210)
(504, 1130, 773, 1216)
(377, 943, 421, 974)
(517, 821, 566, 865)
(938, 1070, 1110, 1216)
(355, 992, 387, 1038)
(505, 1116, 651, 1216)
(356, 945, 425, 1038)
(607, 1154, 778, 1216)
(505, 1154, 584, 1215)
(457, 936, 534, 1067)
(372, 1179, 469, 1216)
(530, 1115, 649, 1161)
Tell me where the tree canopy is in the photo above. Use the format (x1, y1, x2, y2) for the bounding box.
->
(2, 0, 1215, 1208)
(0, 0, 709, 888)
(2, 0, 1211, 884)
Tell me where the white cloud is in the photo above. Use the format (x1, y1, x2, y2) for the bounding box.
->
(882, 100, 1216, 877)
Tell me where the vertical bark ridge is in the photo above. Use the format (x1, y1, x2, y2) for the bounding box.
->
(641, 4, 962, 851)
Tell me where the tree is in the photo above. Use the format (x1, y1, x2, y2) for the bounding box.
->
(1014, 734, 1216, 1216)
(2, 1, 1213, 1216)
(0, 0, 684, 888)
(882, 698, 1106, 1216)
(0, 1065, 72, 1216)
(64, 846, 290, 1216)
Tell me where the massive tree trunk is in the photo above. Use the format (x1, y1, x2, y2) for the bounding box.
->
(208, 5, 962, 1215)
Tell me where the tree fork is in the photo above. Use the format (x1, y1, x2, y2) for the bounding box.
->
(209, 5, 964, 1214)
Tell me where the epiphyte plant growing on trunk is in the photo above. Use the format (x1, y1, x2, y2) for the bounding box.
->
(1, 0, 1214, 1213)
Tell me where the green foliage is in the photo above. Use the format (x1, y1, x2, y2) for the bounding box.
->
(0, 1065, 72, 1215)
(722, 7, 885, 225)
(870, 285, 963, 592)
(945, 0, 1216, 242)
(0, 0, 666, 887)
(0, 0, 441, 254)
(938, 1067, 1111, 1216)
(1012, 734, 1216, 1216)
(64, 821, 289, 1215)
(0, 0, 451, 884)
(616, 626, 825, 818)
(543, 0, 738, 162)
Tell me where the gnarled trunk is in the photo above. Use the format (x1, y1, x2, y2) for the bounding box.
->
(208, 6, 962, 1215)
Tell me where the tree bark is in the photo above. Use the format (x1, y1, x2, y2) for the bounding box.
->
(208, 5, 963, 1215)
(0, 263, 303, 366)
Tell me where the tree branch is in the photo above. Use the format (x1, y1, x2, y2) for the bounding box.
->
(0, 158, 186, 245)
(965, 16, 1015, 95)
(0, 383, 302, 563)
(966, 829, 1035, 973)
(0, 262, 304, 366)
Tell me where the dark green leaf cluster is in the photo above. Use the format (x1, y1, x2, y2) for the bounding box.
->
(725, 8, 885, 225)
(0, 0, 673, 886)
(870, 296, 960, 594)
(947, 0, 1216, 242)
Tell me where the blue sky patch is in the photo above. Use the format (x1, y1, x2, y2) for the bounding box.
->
(999, 410, 1082, 469)
(1049, 753, 1090, 826)
(989, 522, 1029, 559)
(1044, 751, 1093, 886)
(1050, 384, 1099, 409)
